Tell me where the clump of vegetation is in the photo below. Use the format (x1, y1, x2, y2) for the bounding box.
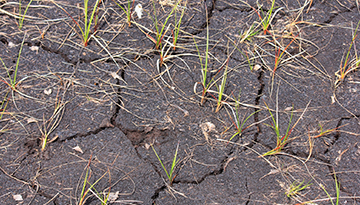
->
(151, 142, 180, 186)
(52, 0, 102, 47)
(112, 0, 134, 27)
(335, 20, 360, 86)
(147, 0, 180, 50)
(286, 180, 312, 198)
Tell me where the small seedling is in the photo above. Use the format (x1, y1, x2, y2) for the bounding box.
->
(335, 20, 360, 86)
(239, 22, 261, 43)
(151, 142, 180, 186)
(18, 0, 33, 29)
(312, 123, 346, 139)
(0, 34, 26, 91)
(77, 155, 111, 205)
(272, 33, 299, 76)
(38, 92, 67, 151)
(112, 0, 134, 27)
(147, 0, 180, 50)
(261, 97, 309, 157)
(286, 180, 312, 197)
(52, 0, 102, 47)
(253, 0, 278, 35)
(224, 92, 260, 142)
(261, 101, 294, 156)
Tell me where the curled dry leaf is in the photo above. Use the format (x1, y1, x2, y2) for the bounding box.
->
(72, 145, 83, 154)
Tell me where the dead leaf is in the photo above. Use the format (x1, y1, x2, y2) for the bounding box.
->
(26, 117, 38, 123)
(284, 107, 293, 111)
(30, 46, 39, 53)
(44, 88, 52, 95)
(144, 126, 153, 133)
(107, 191, 119, 202)
(8, 41, 16, 48)
(110, 72, 121, 80)
(254, 64, 261, 71)
(200, 122, 216, 142)
(72, 145, 83, 154)
(144, 143, 150, 150)
(13, 194, 23, 201)
(331, 95, 335, 104)
(48, 135, 58, 143)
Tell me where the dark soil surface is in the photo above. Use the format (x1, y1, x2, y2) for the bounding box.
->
(1, 0, 360, 204)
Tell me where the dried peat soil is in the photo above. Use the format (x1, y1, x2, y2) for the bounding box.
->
(1, 0, 360, 204)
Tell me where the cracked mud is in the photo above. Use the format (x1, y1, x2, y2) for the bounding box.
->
(1, 0, 360, 204)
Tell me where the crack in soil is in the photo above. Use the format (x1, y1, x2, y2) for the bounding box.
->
(189, 0, 216, 35)
(252, 68, 265, 145)
(215, 5, 252, 13)
(244, 179, 251, 205)
(151, 155, 230, 204)
(323, 115, 360, 201)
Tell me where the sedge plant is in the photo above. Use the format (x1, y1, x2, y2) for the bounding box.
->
(254, 0, 278, 35)
(298, 169, 340, 205)
(52, 0, 102, 47)
(77, 156, 111, 205)
(261, 98, 310, 157)
(38, 93, 67, 151)
(272, 33, 299, 76)
(224, 92, 261, 142)
(261, 100, 294, 156)
(0, 35, 25, 129)
(239, 22, 261, 43)
(111, 0, 134, 27)
(18, 0, 33, 29)
(147, 0, 180, 50)
(306, 123, 345, 161)
(151, 142, 180, 186)
(335, 20, 360, 86)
